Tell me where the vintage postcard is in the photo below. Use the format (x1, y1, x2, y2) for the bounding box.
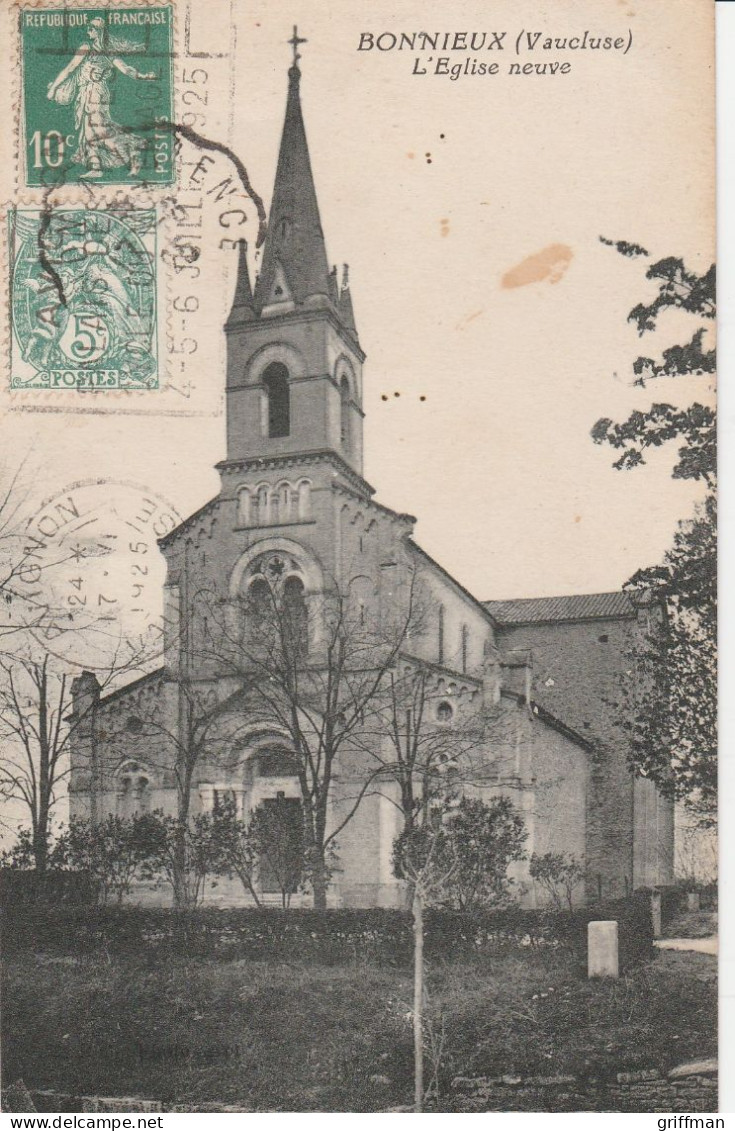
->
(0, 0, 717, 1117)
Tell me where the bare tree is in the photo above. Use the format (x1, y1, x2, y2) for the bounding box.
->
(88, 551, 531, 913)
(0, 459, 44, 641)
(201, 566, 424, 909)
(96, 662, 256, 907)
(0, 639, 151, 870)
(0, 654, 69, 870)
(352, 656, 501, 827)
(393, 821, 459, 1113)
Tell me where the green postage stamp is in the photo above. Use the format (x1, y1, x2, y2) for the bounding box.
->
(9, 208, 159, 390)
(21, 7, 174, 187)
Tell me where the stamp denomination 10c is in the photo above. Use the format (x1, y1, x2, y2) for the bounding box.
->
(9, 208, 159, 391)
(21, 6, 174, 187)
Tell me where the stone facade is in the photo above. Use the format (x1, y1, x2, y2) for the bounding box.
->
(486, 597, 675, 900)
(68, 52, 673, 909)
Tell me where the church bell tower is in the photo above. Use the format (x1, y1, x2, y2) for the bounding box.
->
(220, 33, 367, 497)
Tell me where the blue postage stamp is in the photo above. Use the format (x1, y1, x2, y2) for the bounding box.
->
(9, 208, 159, 391)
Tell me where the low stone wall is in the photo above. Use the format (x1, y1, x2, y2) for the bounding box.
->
(6, 1059, 716, 1114)
(451, 1059, 718, 1113)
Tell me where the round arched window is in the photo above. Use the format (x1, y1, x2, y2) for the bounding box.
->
(248, 577, 271, 620)
(340, 376, 351, 451)
(436, 700, 454, 723)
(263, 362, 290, 438)
(283, 576, 308, 656)
(117, 762, 151, 817)
(258, 746, 298, 777)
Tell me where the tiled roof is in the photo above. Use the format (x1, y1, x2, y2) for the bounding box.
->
(483, 592, 638, 625)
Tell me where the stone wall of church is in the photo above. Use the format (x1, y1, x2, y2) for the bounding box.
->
(70, 677, 594, 910)
(69, 674, 181, 824)
(160, 477, 419, 673)
(520, 712, 589, 906)
(496, 614, 674, 899)
(459, 701, 589, 908)
(409, 556, 494, 677)
(334, 785, 404, 908)
(633, 776, 675, 888)
(329, 694, 592, 911)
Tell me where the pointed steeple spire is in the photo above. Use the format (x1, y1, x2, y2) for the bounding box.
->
(254, 46, 331, 314)
(338, 263, 358, 339)
(226, 239, 256, 327)
(328, 264, 339, 305)
(222, 32, 366, 481)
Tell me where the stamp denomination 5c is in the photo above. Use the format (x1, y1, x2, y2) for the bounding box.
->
(21, 6, 174, 187)
(9, 207, 159, 390)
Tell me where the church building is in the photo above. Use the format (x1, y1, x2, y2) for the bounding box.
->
(68, 46, 674, 908)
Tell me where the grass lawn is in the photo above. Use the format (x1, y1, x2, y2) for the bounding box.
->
(2, 945, 716, 1112)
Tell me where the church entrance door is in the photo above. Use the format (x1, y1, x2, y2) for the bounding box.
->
(257, 793, 304, 898)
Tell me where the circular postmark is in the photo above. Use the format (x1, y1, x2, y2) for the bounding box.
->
(12, 478, 181, 670)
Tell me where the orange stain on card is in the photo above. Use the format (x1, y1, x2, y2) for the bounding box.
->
(501, 244, 573, 289)
(440, 218, 450, 237)
(455, 308, 484, 331)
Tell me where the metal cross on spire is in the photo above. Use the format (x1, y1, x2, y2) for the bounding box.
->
(288, 25, 307, 67)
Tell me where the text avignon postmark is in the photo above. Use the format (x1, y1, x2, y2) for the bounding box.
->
(15, 479, 180, 669)
(21, 6, 174, 187)
(9, 208, 159, 391)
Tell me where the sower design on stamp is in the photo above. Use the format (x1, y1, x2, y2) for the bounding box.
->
(9, 207, 159, 390)
(21, 6, 174, 187)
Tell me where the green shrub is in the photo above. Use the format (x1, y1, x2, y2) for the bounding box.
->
(2, 898, 653, 971)
(699, 881, 717, 911)
(635, 884, 687, 929)
(0, 868, 100, 908)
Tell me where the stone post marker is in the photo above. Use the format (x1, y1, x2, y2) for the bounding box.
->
(651, 892, 662, 938)
(588, 920, 619, 978)
(687, 891, 700, 912)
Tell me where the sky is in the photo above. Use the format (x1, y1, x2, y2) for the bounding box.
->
(232, 0, 714, 601)
(0, 0, 714, 608)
